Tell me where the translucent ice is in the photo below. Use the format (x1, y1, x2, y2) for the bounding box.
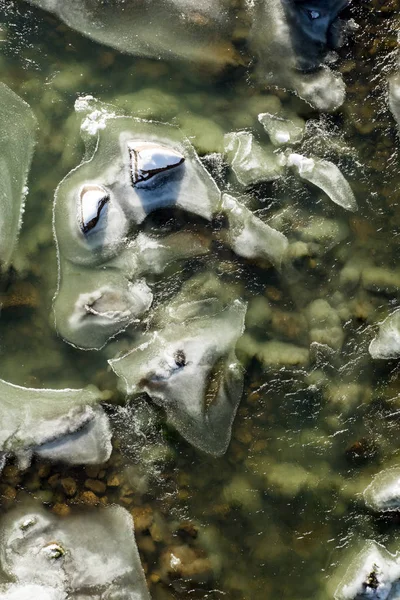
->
(389, 73, 400, 130)
(0, 504, 150, 599)
(250, 0, 349, 110)
(54, 101, 286, 349)
(0, 84, 37, 271)
(258, 111, 305, 147)
(286, 153, 358, 211)
(369, 310, 400, 360)
(335, 542, 400, 600)
(110, 275, 247, 456)
(221, 194, 288, 268)
(224, 131, 284, 186)
(364, 468, 400, 513)
(0, 379, 110, 470)
(26, 0, 237, 66)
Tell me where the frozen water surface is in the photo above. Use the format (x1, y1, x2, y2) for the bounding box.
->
(0, 1, 399, 599)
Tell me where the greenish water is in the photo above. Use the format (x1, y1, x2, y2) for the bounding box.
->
(0, 1, 400, 599)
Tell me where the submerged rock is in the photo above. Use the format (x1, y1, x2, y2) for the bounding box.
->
(110, 274, 247, 456)
(0, 504, 150, 599)
(369, 310, 400, 360)
(0, 84, 37, 271)
(0, 379, 111, 471)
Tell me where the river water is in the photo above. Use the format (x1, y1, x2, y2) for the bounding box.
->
(0, 1, 400, 599)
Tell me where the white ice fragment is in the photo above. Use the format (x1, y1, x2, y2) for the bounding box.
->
(389, 73, 400, 129)
(258, 112, 305, 146)
(34, 406, 112, 465)
(335, 541, 400, 600)
(128, 141, 185, 186)
(287, 152, 358, 211)
(79, 184, 109, 234)
(224, 131, 283, 186)
(364, 468, 400, 513)
(0, 584, 66, 600)
(221, 194, 288, 268)
(110, 295, 247, 456)
(369, 309, 400, 360)
(0, 505, 150, 599)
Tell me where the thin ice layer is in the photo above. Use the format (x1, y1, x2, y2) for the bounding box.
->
(224, 131, 283, 186)
(250, 0, 348, 110)
(0, 505, 150, 599)
(26, 0, 237, 66)
(286, 153, 357, 211)
(258, 111, 305, 146)
(0, 378, 109, 469)
(221, 194, 288, 268)
(369, 309, 400, 360)
(0, 84, 37, 270)
(0, 584, 66, 600)
(110, 278, 247, 456)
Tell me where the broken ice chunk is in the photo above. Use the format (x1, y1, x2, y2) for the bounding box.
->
(286, 153, 358, 212)
(334, 541, 400, 600)
(128, 141, 185, 187)
(258, 112, 305, 146)
(110, 297, 247, 456)
(34, 406, 112, 465)
(54, 265, 153, 351)
(0, 505, 150, 599)
(224, 131, 283, 186)
(0, 584, 66, 600)
(369, 310, 400, 360)
(364, 468, 400, 513)
(25, 0, 237, 66)
(221, 194, 288, 268)
(0, 379, 110, 471)
(0, 84, 37, 271)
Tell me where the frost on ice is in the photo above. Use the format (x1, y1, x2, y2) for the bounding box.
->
(110, 274, 247, 456)
(0, 84, 37, 271)
(0, 379, 111, 471)
(364, 468, 400, 513)
(369, 309, 400, 360)
(0, 504, 150, 599)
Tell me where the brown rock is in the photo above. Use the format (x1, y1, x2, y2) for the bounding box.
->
(131, 505, 154, 532)
(160, 545, 213, 583)
(52, 503, 71, 517)
(107, 473, 122, 487)
(61, 477, 77, 497)
(79, 491, 99, 506)
(85, 479, 106, 495)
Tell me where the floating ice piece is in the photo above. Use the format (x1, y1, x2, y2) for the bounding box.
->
(221, 194, 288, 268)
(286, 153, 358, 212)
(0, 584, 66, 600)
(283, 0, 349, 72)
(335, 541, 400, 600)
(54, 263, 153, 350)
(224, 131, 283, 186)
(0, 378, 110, 470)
(110, 278, 247, 456)
(26, 0, 237, 66)
(250, 1, 348, 111)
(364, 468, 400, 513)
(0, 84, 37, 271)
(369, 310, 400, 360)
(389, 73, 400, 129)
(258, 111, 305, 147)
(128, 141, 185, 187)
(0, 505, 150, 599)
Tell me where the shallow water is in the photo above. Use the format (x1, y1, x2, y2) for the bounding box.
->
(1, 1, 400, 598)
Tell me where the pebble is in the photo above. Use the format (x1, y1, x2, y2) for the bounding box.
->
(61, 477, 77, 497)
(85, 478, 107, 495)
